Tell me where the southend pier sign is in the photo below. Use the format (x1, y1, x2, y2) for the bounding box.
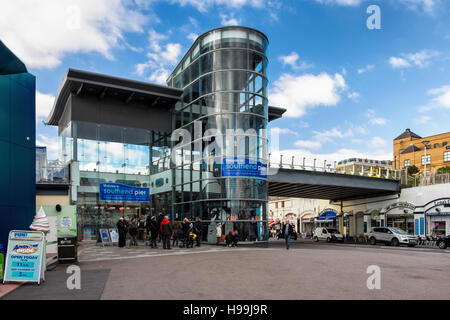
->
(99, 183, 150, 202)
(221, 158, 267, 179)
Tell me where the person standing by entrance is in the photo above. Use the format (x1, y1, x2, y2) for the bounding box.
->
(160, 215, 173, 250)
(128, 217, 138, 248)
(172, 218, 182, 248)
(284, 220, 294, 250)
(117, 217, 128, 248)
(149, 216, 159, 248)
(193, 217, 202, 247)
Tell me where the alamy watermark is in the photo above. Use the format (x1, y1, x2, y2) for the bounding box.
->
(66, 265, 81, 290)
(367, 5, 381, 30)
(366, 265, 381, 290)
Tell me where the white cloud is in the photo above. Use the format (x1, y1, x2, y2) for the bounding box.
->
(36, 134, 59, 160)
(171, 0, 265, 12)
(389, 50, 440, 69)
(0, 0, 146, 69)
(313, 128, 353, 143)
(313, 0, 362, 5)
(271, 127, 299, 136)
(366, 109, 387, 126)
(398, 0, 438, 13)
(36, 91, 55, 121)
(416, 115, 432, 124)
(220, 13, 240, 26)
(187, 33, 199, 42)
(357, 64, 375, 74)
(389, 57, 411, 69)
(134, 29, 182, 85)
(294, 140, 322, 150)
(278, 52, 313, 70)
(370, 136, 387, 148)
(269, 72, 347, 118)
(419, 85, 450, 112)
(347, 92, 360, 101)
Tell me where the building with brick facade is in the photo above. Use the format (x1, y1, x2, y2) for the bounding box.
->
(393, 129, 450, 173)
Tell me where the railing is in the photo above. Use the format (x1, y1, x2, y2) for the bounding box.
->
(36, 165, 70, 184)
(268, 155, 401, 180)
(401, 170, 450, 188)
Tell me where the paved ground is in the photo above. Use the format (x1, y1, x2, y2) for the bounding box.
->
(3, 239, 450, 300)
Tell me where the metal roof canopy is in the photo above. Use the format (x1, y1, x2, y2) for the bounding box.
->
(47, 68, 183, 127)
(269, 168, 401, 202)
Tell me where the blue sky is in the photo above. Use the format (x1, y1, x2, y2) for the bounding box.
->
(1, 0, 449, 165)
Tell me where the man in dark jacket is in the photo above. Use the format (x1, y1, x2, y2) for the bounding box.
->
(193, 217, 202, 247)
(283, 221, 294, 250)
(149, 216, 159, 248)
(157, 212, 164, 242)
(117, 217, 128, 248)
(160, 216, 173, 249)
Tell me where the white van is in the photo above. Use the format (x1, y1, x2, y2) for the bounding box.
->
(313, 227, 345, 243)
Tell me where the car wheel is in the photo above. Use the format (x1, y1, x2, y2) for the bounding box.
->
(326, 237, 331, 243)
(369, 237, 377, 246)
(313, 236, 319, 242)
(391, 238, 399, 247)
(438, 241, 447, 250)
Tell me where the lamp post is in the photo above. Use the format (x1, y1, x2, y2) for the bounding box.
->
(422, 140, 430, 181)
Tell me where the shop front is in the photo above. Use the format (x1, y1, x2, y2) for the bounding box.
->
(299, 210, 316, 234)
(415, 198, 450, 237)
(382, 202, 415, 234)
(314, 209, 338, 228)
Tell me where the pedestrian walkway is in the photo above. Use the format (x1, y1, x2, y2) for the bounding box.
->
(78, 241, 248, 262)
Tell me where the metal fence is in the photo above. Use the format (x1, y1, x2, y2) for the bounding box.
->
(401, 170, 450, 188)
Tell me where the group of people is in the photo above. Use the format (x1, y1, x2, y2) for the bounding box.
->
(215, 222, 239, 247)
(144, 213, 203, 250)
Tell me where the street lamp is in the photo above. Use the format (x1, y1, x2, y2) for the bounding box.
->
(422, 140, 430, 180)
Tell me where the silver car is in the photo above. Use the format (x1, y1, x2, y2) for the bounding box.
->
(368, 227, 417, 247)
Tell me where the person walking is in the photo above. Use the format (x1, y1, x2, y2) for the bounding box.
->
(149, 216, 159, 248)
(216, 223, 222, 245)
(172, 218, 182, 248)
(128, 217, 138, 248)
(193, 217, 202, 247)
(160, 215, 173, 249)
(284, 220, 294, 250)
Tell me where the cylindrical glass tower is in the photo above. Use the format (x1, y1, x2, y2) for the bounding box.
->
(167, 26, 268, 243)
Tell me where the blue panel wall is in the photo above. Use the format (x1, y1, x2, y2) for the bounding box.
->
(0, 72, 36, 246)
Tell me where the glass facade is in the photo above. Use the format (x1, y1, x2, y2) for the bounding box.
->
(60, 120, 173, 239)
(167, 27, 269, 242)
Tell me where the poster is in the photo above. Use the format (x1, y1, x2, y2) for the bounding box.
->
(3, 231, 46, 284)
(108, 228, 119, 243)
(221, 158, 267, 178)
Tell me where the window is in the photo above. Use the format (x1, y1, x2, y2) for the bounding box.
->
(445, 151, 450, 162)
(434, 144, 439, 148)
(421, 155, 431, 165)
(404, 160, 410, 167)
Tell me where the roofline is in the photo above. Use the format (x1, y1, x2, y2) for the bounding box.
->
(167, 26, 268, 82)
(47, 68, 183, 125)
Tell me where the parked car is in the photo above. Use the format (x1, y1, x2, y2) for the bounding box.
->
(368, 227, 417, 247)
(436, 236, 450, 249)
(313, 227, 344, 243)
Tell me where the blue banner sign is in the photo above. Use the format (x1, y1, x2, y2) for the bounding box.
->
(99, 183, 149, 202)
(221, 158, 267, 178)
(3, 231, 46, 284)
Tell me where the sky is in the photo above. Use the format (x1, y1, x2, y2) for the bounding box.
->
(1, 0, 449, 166)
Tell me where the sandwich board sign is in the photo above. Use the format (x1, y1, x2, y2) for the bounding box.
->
(98, 229, 112, 247)
(108, 228, 119, 245)
(3, 230, 46, 285)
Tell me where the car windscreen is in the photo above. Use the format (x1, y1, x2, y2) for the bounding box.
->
(391, 228, 408, 234)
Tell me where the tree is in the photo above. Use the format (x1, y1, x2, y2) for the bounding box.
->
(407, 165, 420, 176)
(437, 166, 450, 174)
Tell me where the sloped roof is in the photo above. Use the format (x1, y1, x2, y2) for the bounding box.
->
(400, 144, 421, 154)
(0, 41, 27, 75)
(394, 128, 422, 140)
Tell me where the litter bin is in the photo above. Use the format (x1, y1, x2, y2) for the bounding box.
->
(0, 243, 5, 280)
(57, 236, 78, 264)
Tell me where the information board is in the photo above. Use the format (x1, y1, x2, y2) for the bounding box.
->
(98, 229, 111, 247)
(3, 230, 46, 284)
(99, 183, 150, 202)
(108, 228, 119, 244)
(221, 158, 267, 178)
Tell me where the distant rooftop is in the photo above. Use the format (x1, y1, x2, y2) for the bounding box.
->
(400, 144, 421, 154)
(0, 40, 27, 75)
(394, 128, 422, 141)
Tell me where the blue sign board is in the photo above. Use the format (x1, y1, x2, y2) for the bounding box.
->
(3, 231, 46, 284)
(99, 183, 150, 202)
(221, 158, 267, 178)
